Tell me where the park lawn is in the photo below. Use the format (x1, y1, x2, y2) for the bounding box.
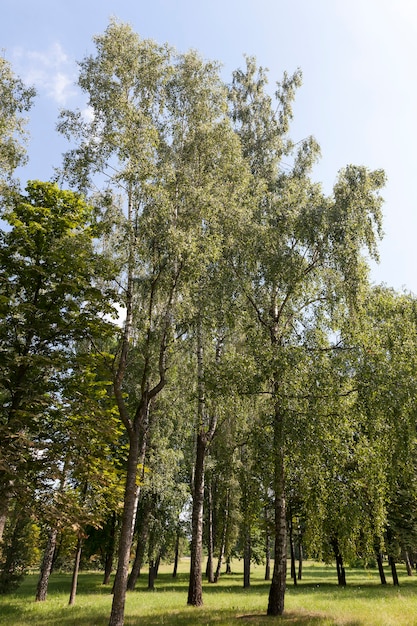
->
(1, 560, 417, 625)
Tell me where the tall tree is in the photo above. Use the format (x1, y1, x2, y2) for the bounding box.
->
(58, 20, 249, 625)
(229, 57, 385, 615)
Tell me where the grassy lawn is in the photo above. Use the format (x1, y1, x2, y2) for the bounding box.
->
(1, 560, 417, 625)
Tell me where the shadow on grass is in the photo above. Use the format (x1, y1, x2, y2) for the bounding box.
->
(0, 568, 412, 626)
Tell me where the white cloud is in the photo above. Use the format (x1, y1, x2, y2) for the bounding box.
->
(12, 42, 78, 106)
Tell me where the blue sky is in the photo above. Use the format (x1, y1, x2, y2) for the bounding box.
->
(2, 0, 417, 293)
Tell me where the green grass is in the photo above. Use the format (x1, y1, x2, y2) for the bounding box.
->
(1, 560, 417, 625)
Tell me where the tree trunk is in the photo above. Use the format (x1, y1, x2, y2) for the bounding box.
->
(148, 560, 155, 590)
(103, 513, 117, 586)
(404, 549, 413, 576)
(187, 431, 206, 606)
(214, 491, 228, 583)
(109, 425, 143, 626)
(68, 533, 83, 606)
(226, 556, 231, 574)
(172, 527, 180, 578)
(206, 481, 214, 582)
(127, 497, 151, 591)
(332, 539, 346, 586)
(289, 520, 297, 586)
(267, 399, 287, 616)
(243, 530, 251, 588)
(264, 507, 271, 581)
(36, 527, 58, 601)
(297, 543, 303, 581)
(376, 552, 386, 585)
(389, 555, 399, 586)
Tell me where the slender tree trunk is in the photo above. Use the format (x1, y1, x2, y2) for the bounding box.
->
(109, 425, 142, 626)
(173, 527, 180, 578)
(297, 543, 303, 581)
(214, 490, 229, 583)
(36, 527, 58, 601)
(148, 560, 155, 590)
(389, 556, 399, 586)
(332, 539, 346, 586)
(376, 552, 386, 585)
(127, 498, 151, 591)
(226, 556, 231, 574)
(404, 550, 413, 576)
(289, 520, 297, 586)
(243, 531, 251, 588)
(187, 431, 206, 606)
(68, 533, 83, 606)
(103, 513, 117, 585)
(264, 506, 271, 581)
(206, 481, 214, 582)
(267, 398, 287, 616)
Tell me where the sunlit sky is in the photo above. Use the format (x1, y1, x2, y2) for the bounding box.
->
(2, 0, 417, 294)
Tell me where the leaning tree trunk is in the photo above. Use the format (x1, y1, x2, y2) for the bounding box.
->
(376, 552, 386, 585)
(267, 398, 287, 616)
(389, 555, 400, 586)
(68, 532, 83, 606)
(36, 527, 58, 601)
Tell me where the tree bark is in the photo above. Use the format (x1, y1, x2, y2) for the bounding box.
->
(389, 555, 399, 586)
(297, 543, 303, 581)
(289, 520, 297, 586)
(206, 481, 214, 582)
(148, 560, 155, 590)
(68, 533, 83, 606)
(243, 531, 251, 588)
(264, 506, 271, 581)
(36, 527, 58, 601)
(404, 549, 413, 576)
(172, 527, 180, 578)
(109, 424, 142, 626)
(376, 552, 386, 585)
(267, 399, 287, 616)
(187, 431, 206, 606)
(332, 538, 346, 586)
(127, 497, 151, 590)
(103, 513, 117, 586)
(214, 489, 229, 583)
